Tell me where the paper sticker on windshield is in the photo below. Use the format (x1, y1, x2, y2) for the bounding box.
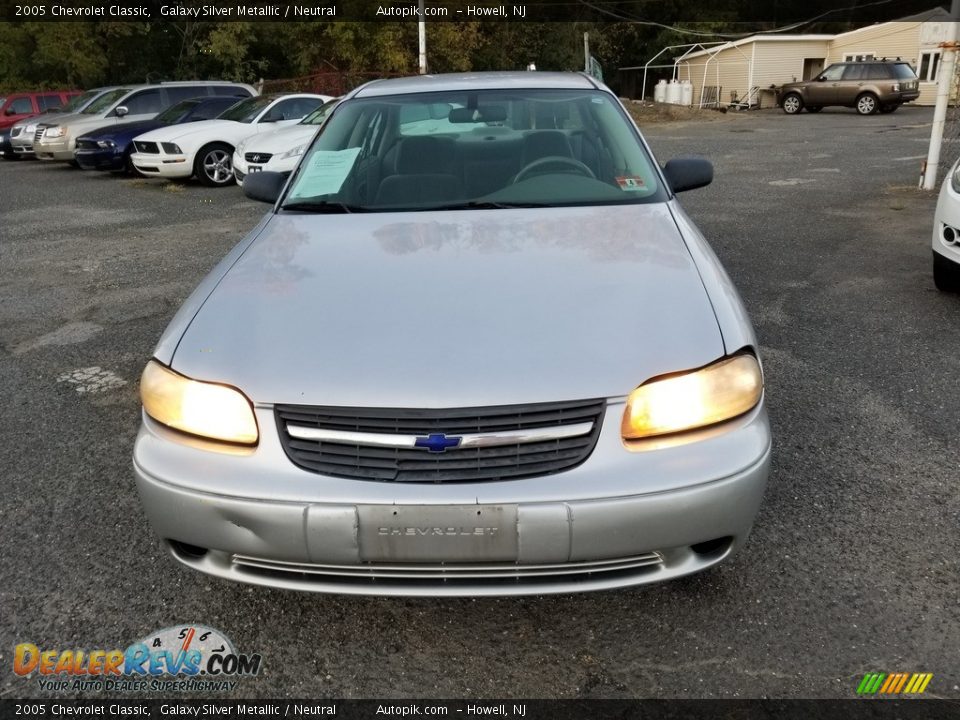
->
(616, 176, 646, 191)
(289, 148, 361, 199)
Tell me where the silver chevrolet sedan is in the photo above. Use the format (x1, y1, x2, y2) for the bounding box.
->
(133, 72, 771, 596)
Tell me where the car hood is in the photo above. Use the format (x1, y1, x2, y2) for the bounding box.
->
(135, 119, 253, 146)
(239, 124, 318, 154)
(170, 204, 725, 407)
(82, 119, 162, 141)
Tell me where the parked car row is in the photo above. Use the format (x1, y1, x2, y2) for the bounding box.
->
(1, 79, 333, 187)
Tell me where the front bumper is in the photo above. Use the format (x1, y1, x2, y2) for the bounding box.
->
(75, 145, 125, 171)
(130, 150, 192, 178)
(934, 173, 960, 265)
(34, 136, 75, 161)
(133, 401, 771, 596)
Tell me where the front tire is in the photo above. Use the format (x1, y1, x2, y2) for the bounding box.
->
(782, 93, 803, 115)
(856, 93, 879, 115)
(195, 142, 235, 187)
(934, 252, 960, 292)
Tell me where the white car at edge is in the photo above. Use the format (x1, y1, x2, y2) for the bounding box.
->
(934, 158, 960, 292)
(233, 97, 340, 187)
(130, 93, 331, 186)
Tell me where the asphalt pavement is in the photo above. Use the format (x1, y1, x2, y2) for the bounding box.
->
(1, 105, 958, 700)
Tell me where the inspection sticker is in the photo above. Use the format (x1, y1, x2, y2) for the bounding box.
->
(616, 176, 646, 191)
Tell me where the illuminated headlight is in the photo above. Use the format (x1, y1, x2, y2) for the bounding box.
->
(96, 140, 115, 149)
(140, 360, 259, 445)
(951, 161, 960, 194)
(43, 126, 66, 139)
(161, 142, 182, 154)
(279, 143, 306, 160)
(621, 354, 763, 440)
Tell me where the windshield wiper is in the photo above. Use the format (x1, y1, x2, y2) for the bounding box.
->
(281, 201, 366, 214)
(427, 200, 553, 210)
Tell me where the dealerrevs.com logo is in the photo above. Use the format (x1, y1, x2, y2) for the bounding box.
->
(13, 625, 262, 693)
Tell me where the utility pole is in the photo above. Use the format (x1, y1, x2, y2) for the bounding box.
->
(418, 0, 427, 75)
(583, 32, 590, 73)
(920, 1, 960, 189)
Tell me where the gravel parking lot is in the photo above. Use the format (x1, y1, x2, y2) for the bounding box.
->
(2, 105, 958, 700)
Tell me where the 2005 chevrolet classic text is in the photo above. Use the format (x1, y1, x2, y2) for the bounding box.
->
(133, 72, 771, 596)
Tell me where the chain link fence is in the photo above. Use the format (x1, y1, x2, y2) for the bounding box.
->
(937, 53, 960, 178)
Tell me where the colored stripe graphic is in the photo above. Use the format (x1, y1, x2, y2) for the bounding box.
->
(856, 672, 932, 695)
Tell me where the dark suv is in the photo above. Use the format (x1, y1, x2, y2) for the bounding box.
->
(778, 61, 920, 115)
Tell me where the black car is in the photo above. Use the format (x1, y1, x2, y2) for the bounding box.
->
(74, 96, 244, 173)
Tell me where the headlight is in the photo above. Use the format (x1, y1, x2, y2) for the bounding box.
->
(96, 140, 115, 149)
(951, 162, 960, 194)
(161, 142, 182, 154)
(43, 126, 65, 139)
(892, 83, 901, 92)
(621, 354, 763, 440)
(140, 360, 259, 445)
(279, 143, 306, 160)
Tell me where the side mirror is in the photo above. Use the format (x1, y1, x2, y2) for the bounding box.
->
(4, 107, 17, 116)
(243, 171, 287, 204)
(663, 156, 713, 193)
(816, 76, 826, 82)
(114, 106, 129, 117)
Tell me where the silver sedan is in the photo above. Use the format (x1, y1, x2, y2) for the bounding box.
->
(133, 72, 770, 596)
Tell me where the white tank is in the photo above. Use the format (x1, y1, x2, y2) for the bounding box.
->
(654, 79, 667, 103)
(666, 79, 682, 105)
(680, 80, 693, 106)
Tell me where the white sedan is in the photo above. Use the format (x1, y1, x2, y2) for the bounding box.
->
(130, 93, 331, 186)
(233, 98, 339, 187)
(934, 159, 960, 292)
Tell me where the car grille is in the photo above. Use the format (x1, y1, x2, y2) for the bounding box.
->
(33, 125, 46, 144)
(75, 138, 97, 150)
(245, 152, 272, 163)
(276, 399, 606, 483)
(230, 552, 664, 587)
(134, 141, 159, 154)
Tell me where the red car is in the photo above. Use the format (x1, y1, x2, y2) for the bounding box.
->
(0, 90, 81, 130)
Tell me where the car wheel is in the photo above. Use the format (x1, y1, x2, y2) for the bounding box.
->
(195, 143, 235, 187)
(879, 103, 900, 114)
(856, 93, 879, 115)
(782, 94, 803, 114)
(806, 106, 823, 113)
(934, 252, 960, 292)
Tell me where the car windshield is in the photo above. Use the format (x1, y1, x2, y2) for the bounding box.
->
(282, 88, 666, 212)
(82, 88, 131, 114)
(216, 95, 274, 123)
(62, 89, 100, 113)
(155, 100, 199, 124)
(300, 98, 339, 126)
(892, 63, 919, 80)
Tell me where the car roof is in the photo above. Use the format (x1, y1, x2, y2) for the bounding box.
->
(352, 72, 599, 98)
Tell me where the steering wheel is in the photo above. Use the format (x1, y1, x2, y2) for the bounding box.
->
(513, 156, 596, 184)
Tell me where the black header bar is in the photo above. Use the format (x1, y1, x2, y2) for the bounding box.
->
(1, 0, 945, 23)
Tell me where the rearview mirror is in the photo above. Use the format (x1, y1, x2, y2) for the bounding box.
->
(114, 106, 129, 117)
(243, 171, 287, 204)
(662, 156, 713, 193)
(449, 106, 508, 123)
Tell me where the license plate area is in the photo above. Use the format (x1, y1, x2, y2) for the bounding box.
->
(358, 505, 518, 562)
(248, 165, 262, 172)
